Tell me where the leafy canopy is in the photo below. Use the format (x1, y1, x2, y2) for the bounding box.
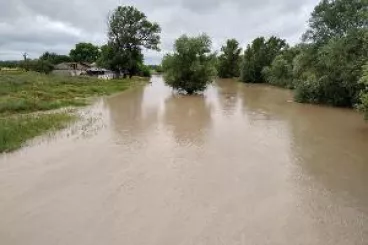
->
(69, 43, 100, 63)
(359, 63, 368, 119)
(39, 52, 71, 65)
(104, 6, 161, 76)
(162, 34, 216, 94)
(240, 36, 288, 83)
(217, 39, 242, 78)
(303, 0, 368, 44)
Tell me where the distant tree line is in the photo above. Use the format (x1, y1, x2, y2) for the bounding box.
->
(162, 0, 368, 119)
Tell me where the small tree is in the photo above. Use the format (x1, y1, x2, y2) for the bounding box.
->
(69, 43, 100, 63)
(162, 34, 216, 94)
(217, 39, 242, 78)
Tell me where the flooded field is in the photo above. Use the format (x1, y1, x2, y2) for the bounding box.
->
(1, 75, 367, 245)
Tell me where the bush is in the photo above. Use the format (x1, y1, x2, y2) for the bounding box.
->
(294, 72, 322, 103)
(138, 64, 152, 77)
(263, 55, 294, 88)
(31, 60, 54, 74)
(162, 34, 216, 94)
(358, 63, 368, 119)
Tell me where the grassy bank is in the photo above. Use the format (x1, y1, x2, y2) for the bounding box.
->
(0, 71, 140, 115)
(0, 71, 144, 152)
(0, 113, 76, 152)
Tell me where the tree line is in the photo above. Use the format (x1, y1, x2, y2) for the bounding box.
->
(1, 0, 367, 118)
(162, 0, 368, 119)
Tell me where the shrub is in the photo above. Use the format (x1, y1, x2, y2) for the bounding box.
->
(263, 55, 294, 88)
(358, 63, 368, 119)
(162, 34, 216, 94)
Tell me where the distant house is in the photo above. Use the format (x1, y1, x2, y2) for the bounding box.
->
(86, 67, 115, 80)
(52, 62, 92, 76)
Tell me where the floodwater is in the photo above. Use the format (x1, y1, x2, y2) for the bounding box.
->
(1, 76, 368, 245)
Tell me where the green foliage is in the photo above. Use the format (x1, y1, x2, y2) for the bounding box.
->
(147, 65, 163, 73)
(39, 52, 72, 65)
(138, 64, 152, 77)
(30, 60, 54, 74)
(0, 113, 75, 153)
(294, 72, 322, 103)
(69, 43, 100, 63)
(106, 5, 161, 76)
(254, 0, 368, 119)
(295, 29, 368, 107)
(217, 39, 242, 78)
(240, 36, 288, 83)
(262, 55, 294, 88)
(358, 63, 368, 119)
(162, 34, 216, 94)
(303, 0, 368, 44)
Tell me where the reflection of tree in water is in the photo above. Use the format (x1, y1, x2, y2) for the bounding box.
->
(103, 86, 159, 145)
(215, 79, 241, 116)
(163, 95, 212, 146)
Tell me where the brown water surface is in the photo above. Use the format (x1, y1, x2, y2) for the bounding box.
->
(1, 76, 367, 245)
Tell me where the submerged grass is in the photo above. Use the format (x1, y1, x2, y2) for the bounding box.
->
(0, 71, 146, 152)
(0, 113, 76, 153)
(0, 71, 140, 115)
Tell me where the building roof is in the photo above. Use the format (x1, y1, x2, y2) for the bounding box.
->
(54, 62, 91, 70)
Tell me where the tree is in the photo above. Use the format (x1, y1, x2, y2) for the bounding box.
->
(217, 39, 242, 78)
(69, 43, 100, 63)
(39, 52, 71, 65)
(162, 34, 217, 94)
(107, 5, 161, 77)
(295, 29, 368, 107)
(240, 36, 287, 83)
(359, 63, 368, 119)
(303, 0, 368, 44)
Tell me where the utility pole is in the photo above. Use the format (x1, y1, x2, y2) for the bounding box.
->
(22, 52, 29, 71)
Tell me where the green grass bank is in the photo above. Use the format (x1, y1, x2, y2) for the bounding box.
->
(0, 71, 145, 152)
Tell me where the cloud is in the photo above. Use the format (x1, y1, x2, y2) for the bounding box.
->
(0, 0, 319, 63)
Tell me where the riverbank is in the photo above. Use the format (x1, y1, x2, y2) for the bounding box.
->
(0, 71, 147, 152)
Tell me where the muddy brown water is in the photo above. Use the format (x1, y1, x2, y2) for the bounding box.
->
(1, 76, 368, 245)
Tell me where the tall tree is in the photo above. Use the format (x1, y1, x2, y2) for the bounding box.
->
(107, 5, 161, 77)
(240, 36, 287, 83)
(69, 43, 100, 63)
(162, 34, 216, 94)
(217, 39, 242, 78)
(303, 0, 368, 44)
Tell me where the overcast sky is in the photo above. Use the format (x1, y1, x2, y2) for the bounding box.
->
(0, 0, 319, 64)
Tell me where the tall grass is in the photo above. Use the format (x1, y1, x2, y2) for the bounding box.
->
(0, 71, 139, 115)
(0, 113, 76, 152)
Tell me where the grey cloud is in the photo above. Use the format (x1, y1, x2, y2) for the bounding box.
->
(0, 0, 319, 62)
